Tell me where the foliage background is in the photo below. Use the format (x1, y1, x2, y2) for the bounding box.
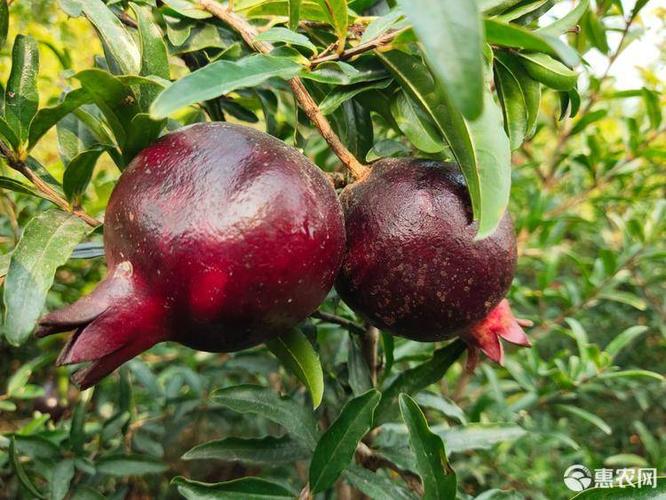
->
(0, 0, 664, 499)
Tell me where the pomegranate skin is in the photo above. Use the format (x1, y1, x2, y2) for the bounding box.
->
(38, 122, 345, 387)
(336, 158, 526, 360)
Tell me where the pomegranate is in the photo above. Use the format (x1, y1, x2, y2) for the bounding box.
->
(38, 123, 346, 388)
(335, 158, 530, 363)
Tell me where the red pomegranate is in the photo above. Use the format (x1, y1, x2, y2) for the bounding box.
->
(335, 158, 530, 363)
(38, 123, 346, 388)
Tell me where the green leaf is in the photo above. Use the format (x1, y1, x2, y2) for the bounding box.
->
(398, 0, 483, 119)
(414, 393, 467, 425)
(255, 27, 317, 54)
(210, 385, 319, 450)
(348, 335, 373, 396)
(478, 0, 524, 15)
(435, 423, 527, 453)
(2, 209, 89, 346)
(183, 435, 309, 464)
(150, 54, 303, 119)
(69, 401, 86, 455)
(399, 394, 456, 500)
(309, 389, 380, 493)
(598, 370, 664, 381)
(132, 3, 170, 109)
(494, 56, 528, 150)
(5, 35, 40, 146)
(49, 459, 75, 500)
(605, 326, 649, 359)
(27, 88, 94, 151)
(173, 476, 294, 500)
(599, 290, 647, 311)
(571, 476, 666, 498)
(289, 0, 302, 30)
(13, 434, 60, 460)
(375, 340, 466, 424)
(0, 0, 8, 50)
(73, 69, 141, 148)
(319, 79, 391, 115)
(0, 176, 43, 198)
(122, 113, 164, 163)
(494, 51, 540, 137)
(81, 0, 140, 75)
(537, 0, 589, 35)
(517, 52, 578, 91)
(0, 115, 20, 150)
(391, 91, 445, 153)
(556, 404, 612, 435)
(314, 0, 348, 47)
(7, 361, 35, 395)
(10, 437, 46, 499)
(344, 464, 416, 500)
(379, 51, 511, 238)
(266, 329, 324, 409)
(484, 18, 580, 67)
(62, 147, 106, 203)
(95, 455, 167, 476)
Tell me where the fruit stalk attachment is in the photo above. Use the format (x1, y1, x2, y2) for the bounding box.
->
(197, 0, 369, 180)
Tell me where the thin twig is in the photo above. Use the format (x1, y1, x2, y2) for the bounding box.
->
(311, 310, 366, 335)
(310, 28, 407, 66)
(0, 143, 101, 227)
(197, 0, 369, 180)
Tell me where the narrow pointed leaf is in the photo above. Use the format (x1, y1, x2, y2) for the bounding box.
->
(0, 0, 8, 50)
(309, 389, 381, 493)
(376, 340, 466, 424)
(81, 0, 140, 75)
(494, 57, 528, 150)
(28, 88, 94, 151)
(391, 91, 445, 153)
(132, 3, 170, 110)
(63, 147, 106, 202)
(344, 464, 416, 500)
(398, 0, 483, 119)
(10, 438, 46, 499)
(150, 54, 303, 119)
(5, 35, 39, 145)
(255, 27, 317, 54)
(210, 385, 319, 450)
(289, 0, 302, 30)
(3, 209, 89, 345)
(495, 51, 540, 137)
(604, 325, 649, 360)
(537, 0, 589, 35)
(314, 0, 348, 47)
(266, 329, 324, 408)
(517, 52, 578, 91)
(183, 435, 309, 464)
(173, 476, 294, 500)
(484, 18, 580, 67)
(399, 394, 456, 500)
(556, 404, 612, 435)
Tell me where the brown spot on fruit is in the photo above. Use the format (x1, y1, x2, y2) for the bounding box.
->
(335, 158, 529, 361)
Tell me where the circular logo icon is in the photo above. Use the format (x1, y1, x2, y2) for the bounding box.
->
(564, 465, 593, 492)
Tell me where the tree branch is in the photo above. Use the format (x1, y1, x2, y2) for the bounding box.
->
(0, 143, 101, 227)
(197, 0, 369, 180)
(361, 325, 379, 386)
(356, 442, 424, 496)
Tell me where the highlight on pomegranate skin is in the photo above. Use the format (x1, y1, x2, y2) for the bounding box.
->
(335, 158, 530, 363)
(37, 122, 346, 389)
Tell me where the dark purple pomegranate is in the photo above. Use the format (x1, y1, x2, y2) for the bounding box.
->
(335, 158, 529, 363)
(38, 123, 345, 388)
